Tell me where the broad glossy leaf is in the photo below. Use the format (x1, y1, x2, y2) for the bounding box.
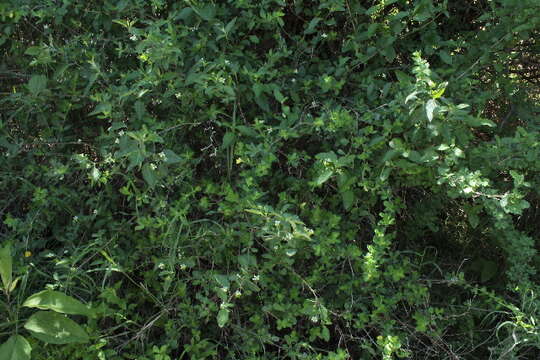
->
(24, 311, 89, 344)
(0, 335, 31, 360)
(0, 244, 12, 291)
(23, 290, 93, 317)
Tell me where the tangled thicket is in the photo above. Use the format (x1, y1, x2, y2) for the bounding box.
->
(1, 0, 540, 359)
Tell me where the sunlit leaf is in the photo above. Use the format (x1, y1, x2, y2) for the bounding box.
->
(24, 311, 89, 344)
(0, 244, 12, 291)
(23, 290, 94, 317)
(217, 308, 229, 328)
(425, 99, 437, 122)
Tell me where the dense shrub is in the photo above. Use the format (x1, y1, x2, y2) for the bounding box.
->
(1, 0, 539, 359)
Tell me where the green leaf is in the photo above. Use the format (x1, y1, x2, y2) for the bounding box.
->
(221, 132, 236, 149)
(194, 4, 216, 21)
(463, 117, 496, 128)
(127, 151, 145, 171)
(24, 311, 89, 344)
(439, 51, 453, 65)
(315, 151, 338, 163)
(314, 169, 333, 186)
(0, 244, 12, 291)
(23, 290, 94, 317)
(285, 249, 297, 257)
(89, 102, 112, 117)
(425, 99, 437, 122)
(0, 335, 31, 360)
(27, 75, 47, 95)
(8, 276, 21, 293)
(342, 190, 355, 210)
(405, 91, 418, 104)
(24, 46, 42, 56)
(321, 326, 330, 342)
(252, 83, 265, 98)
(224, 17, 237, 33)
(134, 101, 145, 120)
(163, 150, 182, 164)
(431, 86, 446, 99)
(142, 163, 158, 188)
(304, 17, 321, 34)
(217, 308, 230, 328)
(236, 125, 258, 138)
(382, 149, 400, 163)
(273, 88, 286, 103)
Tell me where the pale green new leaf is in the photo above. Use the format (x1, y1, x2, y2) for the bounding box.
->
(0, 335, 31, 360)
(24, 311, 89, 344)
(23, 290, 94, 317)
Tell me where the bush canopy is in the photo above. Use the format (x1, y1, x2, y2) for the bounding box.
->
(1, 0, 540, 358)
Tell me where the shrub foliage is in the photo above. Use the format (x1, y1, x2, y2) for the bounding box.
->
(1, 0, 540, 359)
